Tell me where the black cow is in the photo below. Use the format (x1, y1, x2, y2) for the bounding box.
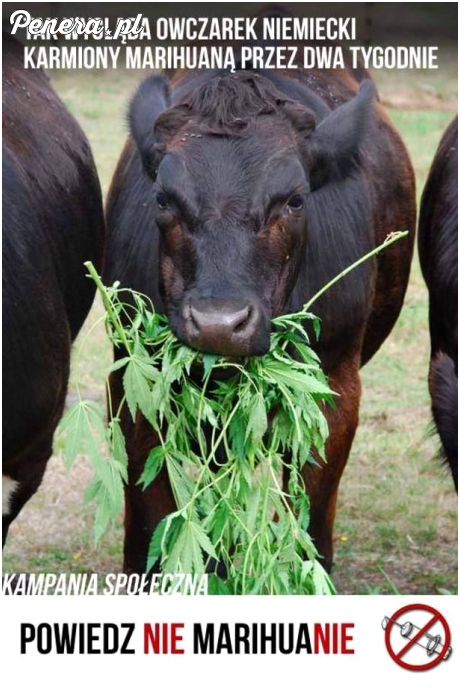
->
(105, 61, 415, 574)
(418, 116, 458, 490)
(2, 35, 105, 543)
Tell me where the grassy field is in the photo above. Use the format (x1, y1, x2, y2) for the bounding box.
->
(3, 63, 457, 594)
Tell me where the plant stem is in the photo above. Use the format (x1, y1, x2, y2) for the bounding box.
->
(84, 261, 132, 352)
(273, 230, 408, 323)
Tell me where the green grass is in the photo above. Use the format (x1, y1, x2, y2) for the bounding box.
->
(3, 67, 457, 594)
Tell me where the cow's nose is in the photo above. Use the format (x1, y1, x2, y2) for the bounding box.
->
(184, 298, 267, 356)
(190, 302, 250, 337)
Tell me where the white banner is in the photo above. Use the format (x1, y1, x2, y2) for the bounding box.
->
(1, 594, 457, 687)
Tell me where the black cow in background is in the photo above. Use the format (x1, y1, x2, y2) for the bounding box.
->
(2, 35, 105, 543)
(418, 116, 458, 490)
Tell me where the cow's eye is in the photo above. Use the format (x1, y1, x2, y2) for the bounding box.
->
(287, 195, 304, 211)
(156, 192, 169, 210)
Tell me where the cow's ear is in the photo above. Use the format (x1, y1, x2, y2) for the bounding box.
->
(307, 80, 377, 188)
(129, 75, 172, 177)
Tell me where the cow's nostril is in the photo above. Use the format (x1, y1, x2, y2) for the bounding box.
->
(233, 305, 251, 334)
(189, 305, 201, 333)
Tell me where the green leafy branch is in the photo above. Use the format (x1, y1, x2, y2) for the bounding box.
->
(58, 231, 407, 595)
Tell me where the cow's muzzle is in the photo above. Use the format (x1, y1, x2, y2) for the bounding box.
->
(182, 298, 270, 357)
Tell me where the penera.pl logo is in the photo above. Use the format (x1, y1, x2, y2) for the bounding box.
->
(382, 603, 453, 671)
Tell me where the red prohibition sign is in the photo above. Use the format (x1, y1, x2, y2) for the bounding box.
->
(385, 603, 451, 671)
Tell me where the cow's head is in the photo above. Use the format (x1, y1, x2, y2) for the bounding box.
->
(130, 72, 376, 357)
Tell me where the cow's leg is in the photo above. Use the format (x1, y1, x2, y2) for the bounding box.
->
(109, 369, 176, 575)
(123, 422, 176, 575)
(285, 358, 361, 572)
(122, 418, 228, 575)
(2, 436, 53, 547)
